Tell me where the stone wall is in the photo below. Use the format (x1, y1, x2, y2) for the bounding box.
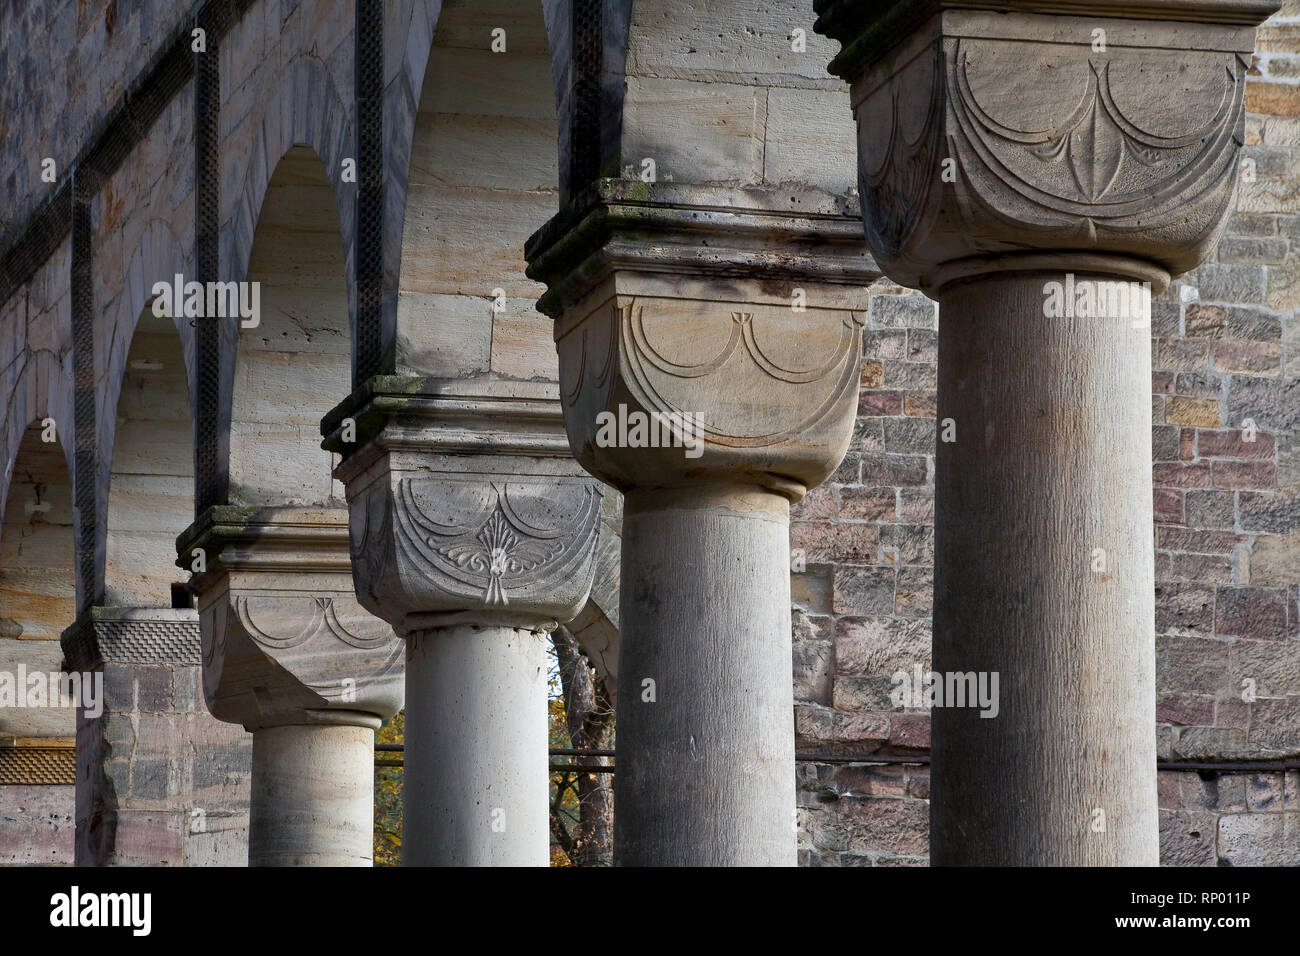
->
(0, 784, 74, 865)
(0, 0, 198, 251)
(73, 654, 251, 866)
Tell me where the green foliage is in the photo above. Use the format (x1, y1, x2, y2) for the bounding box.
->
(373, 710, 404, 867)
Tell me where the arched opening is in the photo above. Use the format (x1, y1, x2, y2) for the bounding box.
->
(397, 0, 559, 381)
(104, 309, 194, 607)
(0, 420, 76, 738)
(231, 145, 349, 506)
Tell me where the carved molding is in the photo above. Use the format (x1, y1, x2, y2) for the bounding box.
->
(200, 589, 403, 732)
(555, 289, 865, 499)
(178, 505, 404, 731)
(61, 608, 202, 672)
(326, 378, 606, 634)
(347, 472, 603, 633)
(819, 2, 1276, 292)
(525, 184, 875, 501)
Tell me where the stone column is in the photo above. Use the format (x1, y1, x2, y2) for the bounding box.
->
(60, 607, 252, 866)
(176, 506, 404, 866)
(815, 0, 1275, 864)
(324, 378, 603, 866)
(525, 182, 876, 865)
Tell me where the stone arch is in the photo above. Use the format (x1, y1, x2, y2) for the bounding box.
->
(95, 220, 197, 607)
(0, 260, 77, 604)
(380, 0, 576, 372)
(225, 55, 356, 300)
(229, 144, 350, 507)
(102, 311, 195, 607)
(393, 0, 561, 382)
(101, 219, 197, 451)
(211, 55, 356, 507)
(0, 419, 77, 738)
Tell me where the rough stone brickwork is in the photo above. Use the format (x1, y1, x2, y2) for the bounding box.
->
(791, 3, 1300, 866)
(63, 614, 251, 866)
(0, 0, 195, 252)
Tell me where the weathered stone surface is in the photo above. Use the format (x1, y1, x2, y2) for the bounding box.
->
(816, 0, 1281, 868)
(59, 607, 252, 866)
(0, 783, 73, 865)
(1159, 809, 1218, 866)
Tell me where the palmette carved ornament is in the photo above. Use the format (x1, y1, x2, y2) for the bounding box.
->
(557, 295, 865, 499)
(840, 22, 1254, 292)
(348, 474, 602, 632)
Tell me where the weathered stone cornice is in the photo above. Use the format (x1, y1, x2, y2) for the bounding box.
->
(525, 180, 881, 319)
(177, 506, 353, 583)
(815, 0, 1279, 294)
(322, 377, 573, 474)
(816, 0, 1280, 80)
(174, 505, 403, 733)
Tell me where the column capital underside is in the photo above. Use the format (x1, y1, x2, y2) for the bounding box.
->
(814, 0, 1281, 294)
(324, 378, 605, 635)
(175, 506, 404, 732)
(524, 182, 882, 502)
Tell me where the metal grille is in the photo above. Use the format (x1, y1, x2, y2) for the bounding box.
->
(70, 175, 98, 612)
(570, 0, 604, 190)
(353, 0, 386, 386)
(194, 5, 224, 514)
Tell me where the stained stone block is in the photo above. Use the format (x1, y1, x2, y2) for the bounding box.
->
(60, 607, 252, 867)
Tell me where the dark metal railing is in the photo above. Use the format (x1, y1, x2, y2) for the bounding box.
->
(374, 744, 1300, 774)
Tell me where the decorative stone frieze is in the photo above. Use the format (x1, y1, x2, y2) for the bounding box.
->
(816, 0, 1273, 294)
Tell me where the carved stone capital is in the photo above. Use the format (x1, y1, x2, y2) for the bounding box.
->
(814, 0, 1280, 293)
(323, 378, 604, 634)
(525, 181, 881, 500)
(175, 507, 404, 732)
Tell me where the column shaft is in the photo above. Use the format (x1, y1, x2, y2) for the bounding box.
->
(249, 723, 376, 867)
(931, 274, 1157, 865)
(615, 484, 796, 866)
(403, 624, 550, 866)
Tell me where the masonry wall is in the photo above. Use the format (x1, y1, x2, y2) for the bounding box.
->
(791, 4, 1300, 866)
(0, 0, 197, 251)
(75, 654, 251, 866)
(0, 784, 73, 865)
